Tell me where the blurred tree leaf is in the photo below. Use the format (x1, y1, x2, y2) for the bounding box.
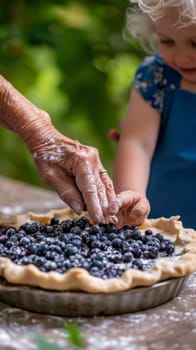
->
(34, 335, 63, 350)
(64, 322, 84, 349)
(33, 322, 84, 350)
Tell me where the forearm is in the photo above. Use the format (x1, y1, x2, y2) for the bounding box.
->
(113, 140, 151, 195)
(0, 75, 76, 151)
(0, 75, 44, 134)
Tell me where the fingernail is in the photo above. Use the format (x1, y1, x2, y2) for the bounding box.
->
(108, 215, 118, 225)
(71, 201, 82, 215)
(109, 200, 119, 215)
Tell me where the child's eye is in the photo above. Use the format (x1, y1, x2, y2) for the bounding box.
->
(191, 41, 196, 48)
(160, 39, 175, 46)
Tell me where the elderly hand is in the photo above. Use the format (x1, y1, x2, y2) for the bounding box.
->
(0, 75, 118, 223)
(31, 129, 118, 223)
(115, 190, 150, 227)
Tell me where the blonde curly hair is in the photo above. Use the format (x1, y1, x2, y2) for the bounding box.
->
(126, 0, 196, 53)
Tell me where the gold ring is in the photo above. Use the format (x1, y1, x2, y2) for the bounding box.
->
(99, 170, 108, 176)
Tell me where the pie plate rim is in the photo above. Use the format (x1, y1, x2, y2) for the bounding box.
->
(0, 275, 189, 316)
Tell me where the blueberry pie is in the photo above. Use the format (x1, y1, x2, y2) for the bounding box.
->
(0, 209, 195, 293)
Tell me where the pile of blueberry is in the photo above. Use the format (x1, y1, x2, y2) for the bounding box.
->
(0, 216, 175, 279)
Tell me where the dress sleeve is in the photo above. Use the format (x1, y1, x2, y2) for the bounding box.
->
(132, 55, 167, 112)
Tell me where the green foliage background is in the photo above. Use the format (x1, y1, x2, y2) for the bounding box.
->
(0, 0, 144, 188)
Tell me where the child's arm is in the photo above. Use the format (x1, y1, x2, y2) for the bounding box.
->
(113, 87, 161, 222)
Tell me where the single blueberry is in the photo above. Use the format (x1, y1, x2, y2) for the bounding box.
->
(112, 238, 123, 249)
(61, 220, 73, 232)
(50, 217, 60, 226)
(123, 251, 133, 263)
(0, 235, 8, 244)
(132, 259, 143, 270)
(66, 244, 79, 256)
(44, 261, 57, 271)
(76, 217, 90, 229)
(155, 233, 164, 241)
(6, 227, 17, 236)
(148, 246, 159, 258)
(165, 243, 175, 255)
(104, 224, 118, 234)
(145, 229, 153, 236)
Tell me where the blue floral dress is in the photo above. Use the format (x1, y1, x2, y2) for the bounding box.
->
(132, 54, 196, 228)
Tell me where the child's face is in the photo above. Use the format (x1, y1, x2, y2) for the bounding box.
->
(155, 13, 196, 85)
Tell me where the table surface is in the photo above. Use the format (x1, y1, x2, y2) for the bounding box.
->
(0, 176, 195, 350)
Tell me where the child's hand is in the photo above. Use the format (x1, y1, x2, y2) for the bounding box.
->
(108, 119, 124, 144)
(108, 128, 121, 143)
(115, 190, 150, 227)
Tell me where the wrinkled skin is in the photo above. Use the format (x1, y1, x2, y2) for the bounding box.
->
(31, 129, 118, 223)
(0, 75, 149, 225)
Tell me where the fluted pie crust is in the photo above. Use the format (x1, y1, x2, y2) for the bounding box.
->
(0, 208, 195, 294)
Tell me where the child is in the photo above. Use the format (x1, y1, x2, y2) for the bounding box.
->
(111, 0, 196, 228)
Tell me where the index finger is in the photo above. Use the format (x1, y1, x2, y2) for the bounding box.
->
(99, 170, 118, 216)
(75, 169, 105, 223)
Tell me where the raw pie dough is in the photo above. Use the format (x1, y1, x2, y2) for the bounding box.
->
(0, 208, 195, 294)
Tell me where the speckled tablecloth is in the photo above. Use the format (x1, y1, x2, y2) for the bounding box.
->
(0, 176, 195, 350)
